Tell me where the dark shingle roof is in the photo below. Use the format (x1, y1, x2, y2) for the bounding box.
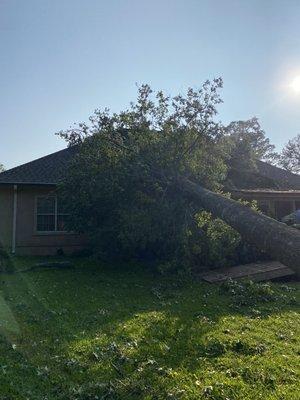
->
(226, 160, 300, 191)
(0, 147, 77, 185)
(1, 146, 299, 190)
(256, 160, 300, 190)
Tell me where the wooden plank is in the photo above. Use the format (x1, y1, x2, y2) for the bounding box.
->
(247, 267, 294, 282)
(201, 261, 295, 283)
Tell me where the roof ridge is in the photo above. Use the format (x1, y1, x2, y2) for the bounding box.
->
(0, 146, 77, 185)
(257, 159, 300, 177)
(0, 147, 71, 176)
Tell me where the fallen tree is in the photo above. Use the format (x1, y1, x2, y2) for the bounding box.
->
(179, 178, 300, 276)
(58, 81, 300, 275)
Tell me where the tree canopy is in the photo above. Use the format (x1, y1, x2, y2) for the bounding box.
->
(222, 118, 279, 189)
(58, 81, 272, 270)
(224, 117, 278, 169)
(279, 134, 300, 174)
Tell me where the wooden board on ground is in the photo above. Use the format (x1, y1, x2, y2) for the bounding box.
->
(201, 261, 295, 283)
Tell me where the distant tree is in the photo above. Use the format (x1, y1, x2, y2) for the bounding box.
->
(225, 117, 278, 169)
(279, 134, 300, 174)
(223, 118, 279, 189)
(0, 164, 4, 172)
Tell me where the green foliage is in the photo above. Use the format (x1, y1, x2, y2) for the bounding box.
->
(156, 209, 246, 275)
(58, 81, 233, 269)
(279, 133, 300, 174)
(220, 279, 298, 308)
(0, 246, 14, 273)
(225, 117, 278, 167)
(0, 257, 299, 399)
(192, 211, 241, 268)
(57, 83, 276, 270)
(224, 118, 279, 189)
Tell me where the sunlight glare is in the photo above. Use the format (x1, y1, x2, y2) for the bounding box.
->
(290, 76, 300, 93)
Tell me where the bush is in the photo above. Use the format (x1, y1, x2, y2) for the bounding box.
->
(191, 211, 241, 269)
(0, 247, 14, 273)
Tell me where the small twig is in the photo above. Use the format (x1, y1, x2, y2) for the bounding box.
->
(111, 362, 124, 377)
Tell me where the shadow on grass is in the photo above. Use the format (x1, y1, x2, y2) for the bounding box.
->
(0, 256, 299, 399)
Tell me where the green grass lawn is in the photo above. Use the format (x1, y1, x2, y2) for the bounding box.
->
(0, 257, 299, 400)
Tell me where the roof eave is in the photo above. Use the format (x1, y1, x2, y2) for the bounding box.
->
(0, 182, 58, 186)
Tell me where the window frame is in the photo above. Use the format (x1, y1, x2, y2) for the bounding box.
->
(35, 195, 69, 234)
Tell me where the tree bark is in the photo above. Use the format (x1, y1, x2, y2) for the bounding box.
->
(179, 178, 300, 277)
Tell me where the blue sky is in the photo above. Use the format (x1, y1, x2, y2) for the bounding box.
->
(1, 0, 300, 169)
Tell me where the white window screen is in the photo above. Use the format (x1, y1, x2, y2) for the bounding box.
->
(36, 196, 69, 232)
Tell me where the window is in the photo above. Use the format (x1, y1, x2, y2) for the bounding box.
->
(36, 196, 69, 232)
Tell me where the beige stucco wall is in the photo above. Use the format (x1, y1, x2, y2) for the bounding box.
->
(0, 184, 86, 255)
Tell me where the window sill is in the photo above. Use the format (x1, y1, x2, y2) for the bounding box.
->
(33, 231, 76, 236)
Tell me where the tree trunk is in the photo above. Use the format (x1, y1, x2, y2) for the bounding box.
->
(179, 178, 300, 277)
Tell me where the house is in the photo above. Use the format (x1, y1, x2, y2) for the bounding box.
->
(0, 147, 85, 256)
(1, 147, 300, 255)
(230, 160, 300, 219)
